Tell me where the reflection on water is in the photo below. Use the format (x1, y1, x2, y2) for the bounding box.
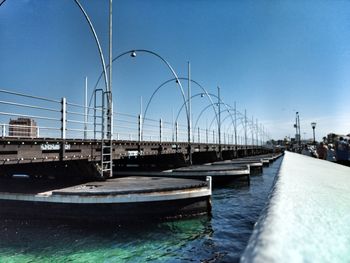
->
(0, 157, 282, 263)
(0, 217, 211, 262)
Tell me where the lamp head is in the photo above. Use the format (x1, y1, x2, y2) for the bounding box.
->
(311, 122, 316, 129)
(130, 51, 137, 58)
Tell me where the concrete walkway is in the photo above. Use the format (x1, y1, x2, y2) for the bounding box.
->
(241, 151, 350, 263)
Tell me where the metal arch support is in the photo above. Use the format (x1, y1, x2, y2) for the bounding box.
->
(174, 91, 234, 127)
(207, 108, 240, 132)
(127, 50, 189, 122)
(73, 0, 109, 96)
(92, 50, 134, 95)
(142, 78, 178, 127)
(194, 102, 247, 134)
(133, 50, 188, 120)
(196, 100, 236, 130)
(175, 94, 237, 150)
(208, 105, 258, 144)
(142, 77, 218, 139)
(193, 103, 216, 131)
(90, 49, 190, 136)
(175, 92, 220, 128)
(223, 115, 245, 133)
(1, 0, 110, 101)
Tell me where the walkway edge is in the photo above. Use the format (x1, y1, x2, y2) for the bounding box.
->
(241, 152, 350, 263)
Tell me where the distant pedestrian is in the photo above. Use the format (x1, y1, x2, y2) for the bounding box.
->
(301, 145, 312, 157)
(317, 142, 327, 160)
(335, 137, 350, 166)
(326, 144, 336, 162)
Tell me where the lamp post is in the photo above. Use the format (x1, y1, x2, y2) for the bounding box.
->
(311, 122, 316, 145)
(294, 111, 301, 147)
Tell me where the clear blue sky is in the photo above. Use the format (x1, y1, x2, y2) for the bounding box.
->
(1, 0, 350, 141)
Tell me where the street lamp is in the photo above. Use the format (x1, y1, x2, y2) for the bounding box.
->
(311, 122, 316, 145)
(295, 112, 301, 147)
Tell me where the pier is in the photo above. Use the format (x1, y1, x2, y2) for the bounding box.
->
(0, 176, 212, 223)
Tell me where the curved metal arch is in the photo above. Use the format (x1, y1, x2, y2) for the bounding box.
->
(1, 0, 110, 95)
(208, 108, 243, 132)
(175, 95, 239, 149)
(193, 103, 215, 131)
(88, 49, 136, 109)
(175, 92, 219, 126)
(222, 106, 263, 147)
(194, 104, 242, 134)
(74, 0, 109, 96)
(223, 115, 245, 133)
(91, 49, 188, 122)
(208, 106, 258, 145)
(237, 124, 252, 145)
(175, 93, 236, 131)
(142, 77, 218, 134)
(220, 106, 258, 136)
(214, 115, 245, 145)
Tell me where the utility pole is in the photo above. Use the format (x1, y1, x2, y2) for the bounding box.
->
(187, 62, 192, 165)
(218, 86, 222, 159)
(84, 77, 88, 139)
(244, 109, 247, 156)
(234, 101, 237, 158)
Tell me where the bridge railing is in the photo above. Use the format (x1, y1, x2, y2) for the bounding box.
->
(113, 112, 138, 141)
(0, 88, 263, 147)
(0, 89, 62, 138)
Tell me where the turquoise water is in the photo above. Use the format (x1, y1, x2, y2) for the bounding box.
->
(0, 158, 282, 263)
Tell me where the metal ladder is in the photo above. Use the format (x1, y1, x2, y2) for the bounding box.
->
(94, 89, 113, 178)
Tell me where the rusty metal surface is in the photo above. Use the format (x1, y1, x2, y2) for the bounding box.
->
(0, 137, 262, 165)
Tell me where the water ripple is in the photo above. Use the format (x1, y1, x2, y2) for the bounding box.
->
(0, 158, 282, 262)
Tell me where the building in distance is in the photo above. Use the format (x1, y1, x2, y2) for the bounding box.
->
(8, 118, 38, 138)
